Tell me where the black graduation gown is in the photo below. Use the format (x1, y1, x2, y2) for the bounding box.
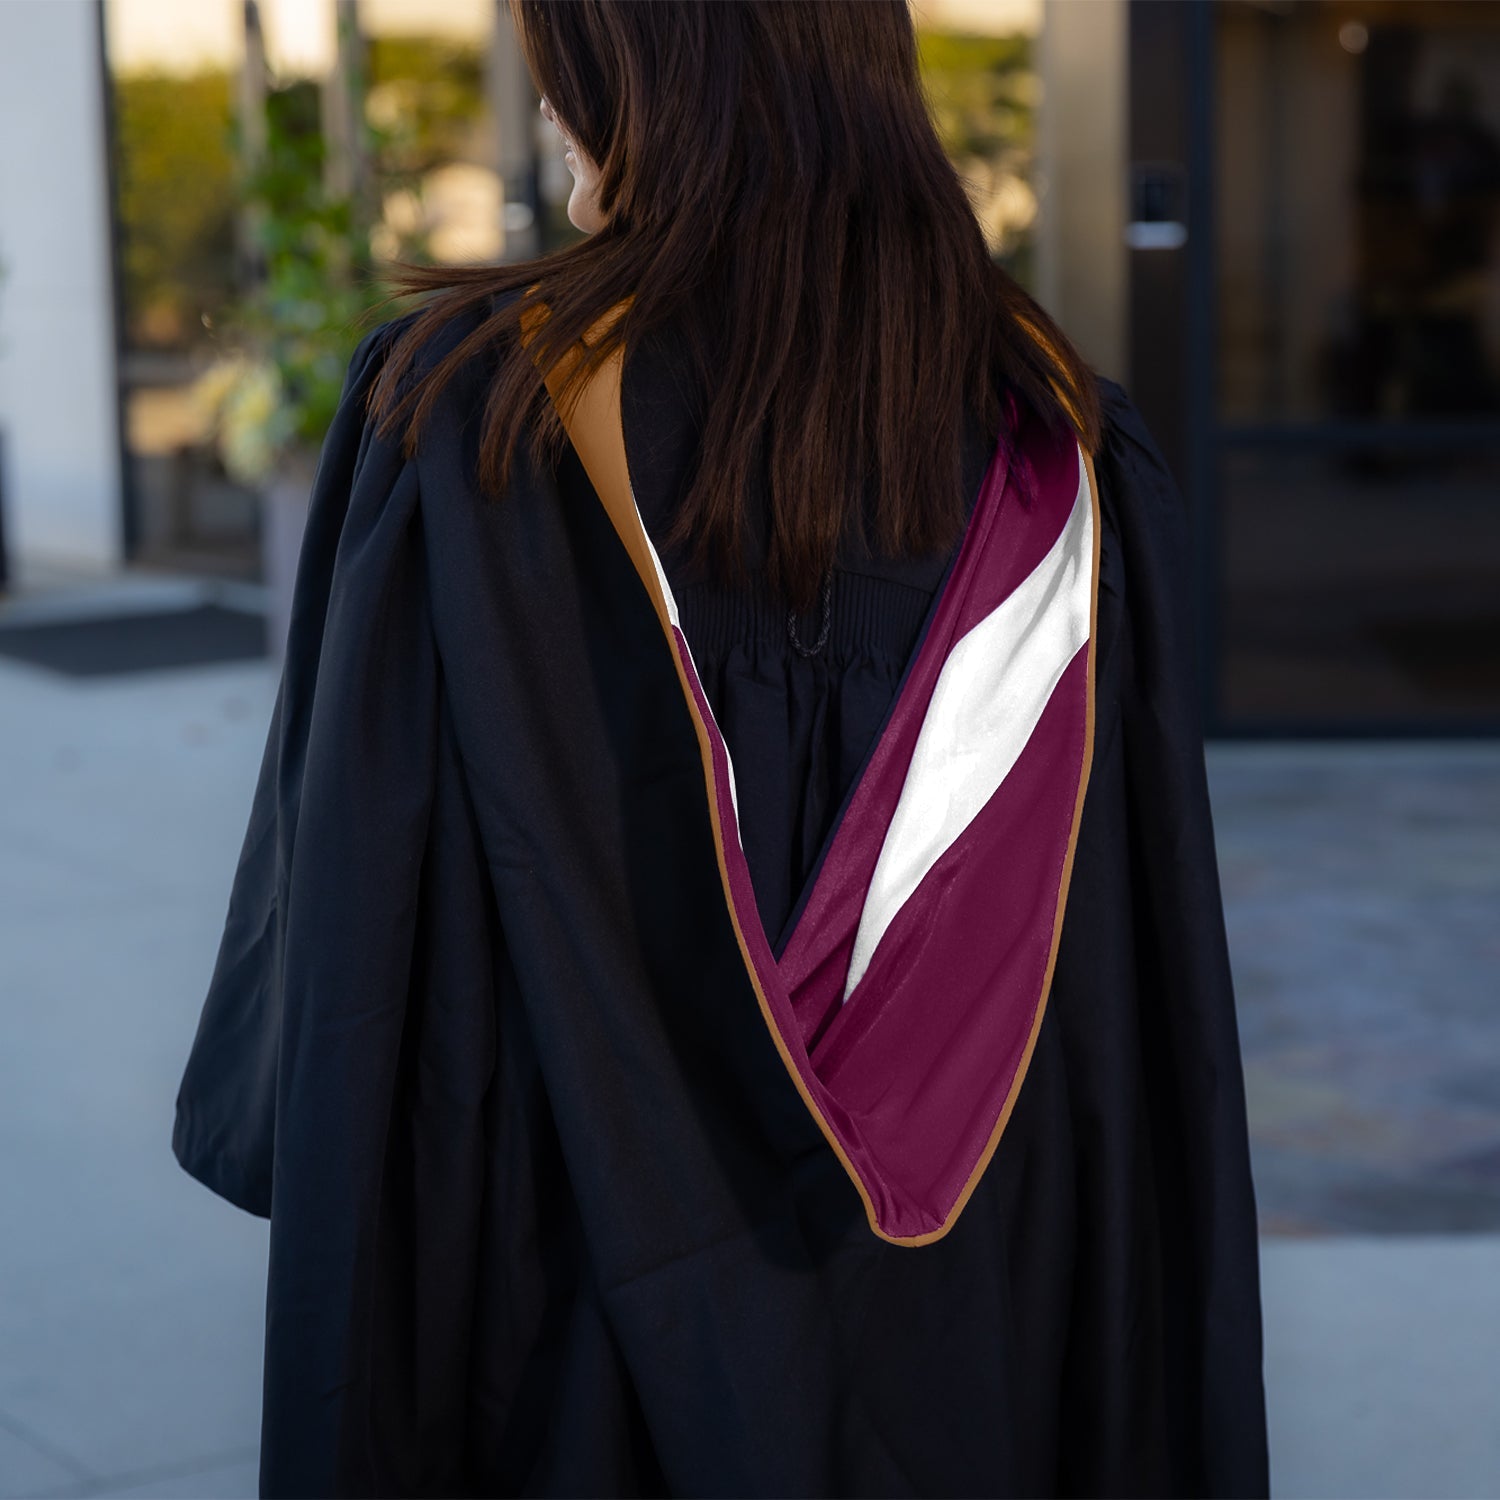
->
(172, 303, 1268, 1499)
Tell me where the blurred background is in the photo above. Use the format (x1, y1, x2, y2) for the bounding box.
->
(0, 0, 1496, 1495)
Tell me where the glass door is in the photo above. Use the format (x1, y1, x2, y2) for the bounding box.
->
(1212, 0, 1500, 732)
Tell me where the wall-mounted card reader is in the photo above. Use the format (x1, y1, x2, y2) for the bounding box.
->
(1127, 162, 1188, 249)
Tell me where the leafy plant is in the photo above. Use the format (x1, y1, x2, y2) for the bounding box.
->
(197, 43, 430, 485)
(113, 68, 238, 349)
(917, 28, 1039, 282)
(365, 34, 487, 179)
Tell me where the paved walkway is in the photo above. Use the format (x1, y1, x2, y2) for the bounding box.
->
(0, 652, 271, 1498)
(1209, 742, 1500, 1235)
(1261, 1235, 1500, 1500)
(0, 618, 1497, 1496)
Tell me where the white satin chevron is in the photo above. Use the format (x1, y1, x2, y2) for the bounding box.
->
(841, 445, 1095, 1002)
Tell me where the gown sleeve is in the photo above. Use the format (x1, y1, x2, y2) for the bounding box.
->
(1094, 376, 1270, 1494)
(170, 313, 432, 1218)
(175, 309, 517, 1494)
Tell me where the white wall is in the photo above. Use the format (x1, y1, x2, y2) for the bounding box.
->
(0, 0, 124, 579)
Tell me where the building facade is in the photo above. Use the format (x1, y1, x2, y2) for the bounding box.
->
(0, 0, 1495, 734)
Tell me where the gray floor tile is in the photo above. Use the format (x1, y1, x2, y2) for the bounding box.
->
(1262, 1236, 1500, 1499)
(1207, 742, 1500, 1235)
(98, 1456, 259, 1499)
(0, 1418, 89, 1499)
(0, 658, 271, 1480)
(27, 1448, 258, 1500)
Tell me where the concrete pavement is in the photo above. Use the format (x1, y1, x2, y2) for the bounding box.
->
(1, 620, 1497, 1497)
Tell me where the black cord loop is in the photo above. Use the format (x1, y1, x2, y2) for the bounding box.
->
(786, 567, 834, 658)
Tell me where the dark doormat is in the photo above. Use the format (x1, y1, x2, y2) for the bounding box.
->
(0, 603, 268, 678)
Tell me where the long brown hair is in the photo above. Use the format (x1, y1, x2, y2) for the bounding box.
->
(364, 0, 1102, 612)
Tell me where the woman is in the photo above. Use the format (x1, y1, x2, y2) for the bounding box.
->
(173, 3, 1268, 1495)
